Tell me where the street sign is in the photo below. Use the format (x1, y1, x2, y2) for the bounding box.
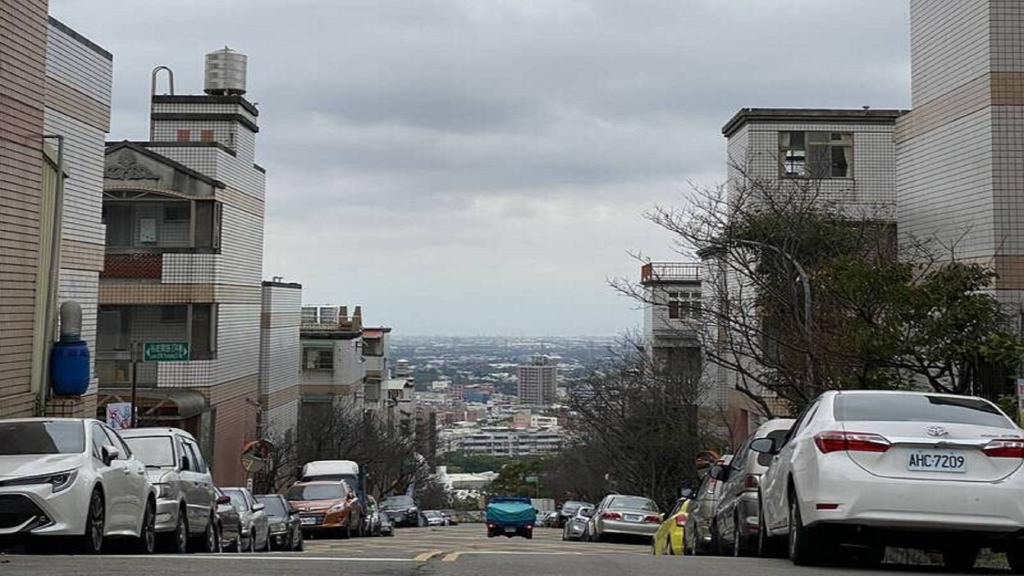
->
(143, 342, 190, 362)
(524, 476, 538, 484)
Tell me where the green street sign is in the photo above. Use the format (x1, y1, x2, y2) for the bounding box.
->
(524, 476, 538, 484)
(143, 342, 190, 362)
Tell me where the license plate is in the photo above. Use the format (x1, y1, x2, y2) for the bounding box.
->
(623, 514, 642, 522)
(907, 449, 966, 473)
(301, 517, 317, 525)
(504, 527, 516, 533)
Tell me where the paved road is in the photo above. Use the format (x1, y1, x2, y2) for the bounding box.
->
(0, 525, 1002, 575)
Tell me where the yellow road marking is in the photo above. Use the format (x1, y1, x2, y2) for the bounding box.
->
(441, 552, 462, 562)
(413, 549, 443, 561)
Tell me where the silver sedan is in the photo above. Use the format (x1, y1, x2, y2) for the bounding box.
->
(588, 495, 661, 541)
(562, 505, 594, 541)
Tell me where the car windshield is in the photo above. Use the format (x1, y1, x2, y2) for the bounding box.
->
(223, 490, 249, 511)
(122, 436, 175, 467)
(834, 394, 1014, 429)
(381, 495, 414, 509)
(0, 421, 84, 455)
(562, 501, 588, 512)
(608, 496, 658, 512)
(285, 484, 346, 501)
(424, 511, 441, 518)
(257, 496, 288, 516)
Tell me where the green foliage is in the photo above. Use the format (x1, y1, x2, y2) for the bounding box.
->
(489, 458, 550, 498)
(439, 453, 511, 474)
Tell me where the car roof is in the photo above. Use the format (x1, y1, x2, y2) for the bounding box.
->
(292, 480, 348, 487)
(119, 427, 197, 440)
(1, 417, 93, 423)
(831, 390, 984, 400)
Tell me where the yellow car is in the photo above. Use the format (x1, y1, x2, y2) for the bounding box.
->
(652, 498, 691, 556)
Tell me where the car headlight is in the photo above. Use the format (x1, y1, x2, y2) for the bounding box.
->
(270, 522, 287, 532)
(0, 469, 78, 493)
(153, 483, 176, 499)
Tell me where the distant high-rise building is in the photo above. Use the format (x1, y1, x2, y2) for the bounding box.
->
(517, 355, 557, 405)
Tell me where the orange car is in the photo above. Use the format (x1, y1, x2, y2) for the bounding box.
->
(285, 480, 364, 538)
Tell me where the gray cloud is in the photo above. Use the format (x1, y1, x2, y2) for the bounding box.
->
(51, 0, 911, 335)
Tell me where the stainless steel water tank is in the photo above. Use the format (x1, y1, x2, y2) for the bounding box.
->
(204, 47, 247, 95)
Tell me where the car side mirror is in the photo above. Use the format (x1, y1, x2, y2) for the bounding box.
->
(680, 488, 695, 500)
(750, 437, 778, 455)
(253, 503, 265, 512)
(709, 465, 729, 481)
(217, 495, 231, 505)
(101, 445, 121, 465)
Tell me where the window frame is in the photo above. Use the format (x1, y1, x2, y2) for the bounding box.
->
(779, 131, 854, 180)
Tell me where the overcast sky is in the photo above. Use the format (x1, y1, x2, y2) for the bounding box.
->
(51, 0, 911, 336)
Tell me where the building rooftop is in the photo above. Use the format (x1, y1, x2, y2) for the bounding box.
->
(640, 262, 701, 285)
(721, 107, 908, 138)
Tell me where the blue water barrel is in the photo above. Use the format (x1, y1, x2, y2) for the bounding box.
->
(50, 340, 90, 396)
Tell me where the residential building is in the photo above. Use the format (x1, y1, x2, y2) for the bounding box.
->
(258, 279, 302, 443)
(299, 305, 364, 409)
(0, 9, 112, 419)
(709, 108, 904, 444)
(95, 48, 265, 484)
(443, 425, 564, 458)
(640, 261, 703, 390)
(896, 1, 1024, 344)
(517, 355, 557, 405)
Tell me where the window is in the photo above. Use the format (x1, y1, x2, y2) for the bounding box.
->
(101, 426, 131, 458)
(304, 347, 334, 370)
(0, 421, 84, 455)
(161, 305, 187, 322)
(164, 203, 189, 222)
(190, 304, 216, 359)
(123, 436, 175, 467)
(90, 423, 108, 462)
(103, 204, 133, 247)
(176, 129, 190, 142)
(667, 291, 702, 319)
(200, 129, 215, 142)
(193, 201, 222, 252)
(779, 131, 853, 178)
(834, 394, 1014, 429)
(183, 440, 207, 473)
(179, 437, 194, 471)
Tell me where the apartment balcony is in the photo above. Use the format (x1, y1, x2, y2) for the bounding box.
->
(641, 262, 702, 285)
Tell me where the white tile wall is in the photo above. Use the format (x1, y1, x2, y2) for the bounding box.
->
(909, 0, 991, 107)
(45, 24, 112, 104)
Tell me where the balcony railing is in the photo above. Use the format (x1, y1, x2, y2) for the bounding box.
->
(641, 262, 701, 284)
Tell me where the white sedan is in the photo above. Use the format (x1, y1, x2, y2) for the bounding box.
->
(753, 390, 1024, 570)
(0, 418, 156, 553)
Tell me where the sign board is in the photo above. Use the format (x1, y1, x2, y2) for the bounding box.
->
(524, 476, 538, 484)
(106, 402, 132, 430)
(143, 342, 190, 362)
(240, 439, 273, 474)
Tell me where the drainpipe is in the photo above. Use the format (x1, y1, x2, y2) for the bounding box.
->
(39, 134, 65, 414)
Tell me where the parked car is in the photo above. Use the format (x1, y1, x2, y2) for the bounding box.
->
(652, 496, 692, 555)
(222, 487, 269, 552)
(713, 419, 795, 557)
(365, 496, 393, 537)
(213, 487, 243, 552)
(256, 494, 303, 551)
(0, 418, 157, 554)
(120, 427, 218, 553)
(587, 494, 661, 542)
(379, 494, 419, 527)
(683, 455, 733, 555)
(541, 510, 559, 527)
(561, 505, 594, 541)
(423, 510, 446, 526)
(557, 500, 592, 528)
(753, 390, 1024, 570)
(286, 480, 363, 539)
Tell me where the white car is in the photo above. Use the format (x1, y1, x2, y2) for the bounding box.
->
(0, 418, 156, 554)
(752, 390, 1024, 570)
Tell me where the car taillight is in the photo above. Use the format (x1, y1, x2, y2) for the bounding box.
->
(674, 514, 688, 527)
(643, 515, 660, 524)
(742, 474, 759, 491)
(814, 430, 890, 454)
(602, 512, 621, 520)
(984, 438, 1024, 458)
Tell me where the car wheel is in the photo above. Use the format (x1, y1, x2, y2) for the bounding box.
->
(787, 492, 822, 566)
(242, 528, 253, 552)
(683, 526, 693, 555)
(261, 529, 271, 552)
(733, 511, 750, 557)
(942, 547, 978, 572)
(710, 519, 721, 555)
(195, 516, 219, 553)
(160, 508, 188, 553)
(135, 500, 157, 554)
(79, 489, 105, 554)
(1006, 547, 1024, 573)
(757, 499, 783, 558)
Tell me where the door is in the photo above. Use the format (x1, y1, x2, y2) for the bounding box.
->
(90, 423, 131, 533)
(762, 401, 819, 533)
(180, 438, 214, 532)
(103, 426, 148, 533)
(246, 491, 267, 548)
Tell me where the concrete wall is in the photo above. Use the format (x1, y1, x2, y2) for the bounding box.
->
(259, 282, 302, 441)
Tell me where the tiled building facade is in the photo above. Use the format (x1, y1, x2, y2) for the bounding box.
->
(897, 0, 1024, 305)
(259, 280, 302, 443)
(0, 6, 111, 418)
(95, 54, 265, 484)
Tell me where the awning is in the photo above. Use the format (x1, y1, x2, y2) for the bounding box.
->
(98, 388, 209, 420)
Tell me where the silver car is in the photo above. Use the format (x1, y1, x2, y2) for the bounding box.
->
(684, 455, 733, 555)
(562, 505, 594, 540)
(0, 418, 157, 554)
(120, 428, 218, 553)
(222, 487, 269, 552)
(713, 419, 794, 557)
(587, 495, 661, 541)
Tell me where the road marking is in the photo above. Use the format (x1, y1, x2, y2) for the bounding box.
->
(441, 552, 462, 562)
(113, 555, 414, 562)
(413, 549, 444, 561)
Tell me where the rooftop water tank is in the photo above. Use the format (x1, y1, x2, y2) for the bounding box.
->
(204, 47, 247, 95)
